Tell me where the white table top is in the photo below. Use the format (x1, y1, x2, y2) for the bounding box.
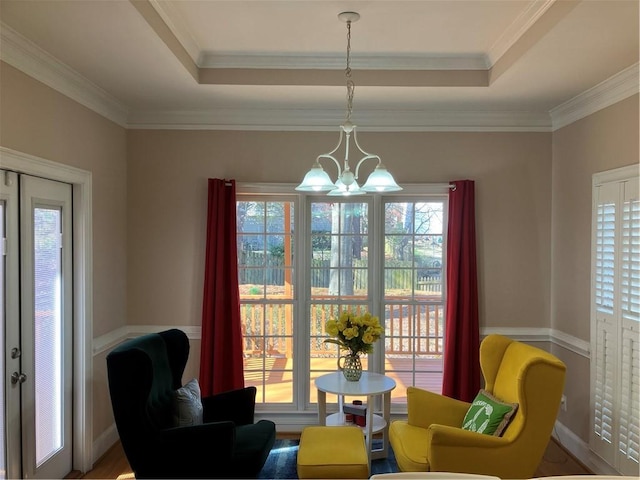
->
(315, 371, 396, 396)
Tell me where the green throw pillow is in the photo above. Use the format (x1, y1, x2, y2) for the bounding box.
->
(461, 389, 518, 436)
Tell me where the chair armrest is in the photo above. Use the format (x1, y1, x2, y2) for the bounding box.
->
(202, 386, 256, 425)
(407, 387, 470, 429)
(426, 424, 510, 473)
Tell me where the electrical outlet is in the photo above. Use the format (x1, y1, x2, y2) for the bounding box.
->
(561, 394, 567, 411)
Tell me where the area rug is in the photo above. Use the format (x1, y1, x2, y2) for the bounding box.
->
(258, 439, 399, 479)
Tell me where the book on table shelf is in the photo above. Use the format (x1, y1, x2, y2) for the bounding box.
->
(344, 401, 367, 426)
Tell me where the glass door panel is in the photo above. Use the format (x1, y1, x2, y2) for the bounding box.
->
(20, 174, 72, 480)
(33, 207, 64, 465)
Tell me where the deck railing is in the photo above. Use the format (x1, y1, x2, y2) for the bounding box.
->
(241, 300, 444, 357)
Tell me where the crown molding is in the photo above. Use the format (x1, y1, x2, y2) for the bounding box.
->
(198, 52, 489, 71)
(5, 16, 632, 133)
(487, 0, 557, 67)
(0, 22, 129, 127)
(127, 108, 551, 132)
(550, 62, 640, 131)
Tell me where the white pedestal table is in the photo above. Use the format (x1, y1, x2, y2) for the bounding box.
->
(315, 371, 396, 469)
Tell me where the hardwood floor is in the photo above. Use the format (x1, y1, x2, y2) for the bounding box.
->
(78, 433, 592, 479)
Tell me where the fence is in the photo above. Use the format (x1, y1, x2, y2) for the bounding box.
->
(240, 251, 442, 293)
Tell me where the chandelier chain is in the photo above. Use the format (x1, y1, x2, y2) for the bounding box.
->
(345, 20, 355, 122)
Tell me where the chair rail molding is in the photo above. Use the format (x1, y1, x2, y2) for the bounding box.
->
(94, 325, 589, 358)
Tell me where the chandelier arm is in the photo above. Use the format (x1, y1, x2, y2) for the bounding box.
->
(352, 154, 381, 180)
(324, 127, 345, 157)
(317, 153, 343, 178)
(351, 128, 376, 158)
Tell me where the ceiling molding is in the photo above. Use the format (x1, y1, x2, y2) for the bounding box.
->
(127, 108, 551, 132)
(148, 0, 201, 64)
(0, 22, 129, 127)
(198, 67, 489, 87)
(147, 0, 490, 72)
(199, 53, 489, 71)
(550, 62, 640, 131)
(487, 0, 557, 67)
(129, 0, 198, 81)
(3, 16, 634, 133)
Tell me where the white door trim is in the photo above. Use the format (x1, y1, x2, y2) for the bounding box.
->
(0, 146, 93, 473)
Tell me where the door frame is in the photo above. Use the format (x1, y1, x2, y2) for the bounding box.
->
(0, 146, 93, 473)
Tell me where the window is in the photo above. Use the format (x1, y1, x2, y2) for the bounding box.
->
(591, 165, 640, 476)
(237, 199, 295, 405)
(237, 187, 447, 411)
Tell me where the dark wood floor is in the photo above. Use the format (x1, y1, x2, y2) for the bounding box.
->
(77, 433, 592, 479)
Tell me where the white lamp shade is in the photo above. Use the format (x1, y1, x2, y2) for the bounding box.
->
(328, 178, 366, 196)
(295, 163, 336, 192)
(361, 164, 402, 192)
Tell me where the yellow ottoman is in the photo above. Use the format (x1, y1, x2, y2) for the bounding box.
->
(297, 426, 369, 479)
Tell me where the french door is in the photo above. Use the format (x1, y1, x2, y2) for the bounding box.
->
(1, 170, 73, 479)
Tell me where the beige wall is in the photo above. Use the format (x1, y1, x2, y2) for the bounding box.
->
(551, 94, 640, 440)
(6, 51, 635, 453)
(0, 61, 128, 438)
(127, 130, 552, 331)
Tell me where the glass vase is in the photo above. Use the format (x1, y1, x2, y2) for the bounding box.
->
(338, 353, 363, 381)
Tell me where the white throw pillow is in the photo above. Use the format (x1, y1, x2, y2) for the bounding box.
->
(173, 378, 204, 427)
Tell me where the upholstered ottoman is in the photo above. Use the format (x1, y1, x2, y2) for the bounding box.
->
(297, 426, 369, 479)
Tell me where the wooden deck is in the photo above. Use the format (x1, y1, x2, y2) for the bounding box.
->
(244, 356, 443, 404)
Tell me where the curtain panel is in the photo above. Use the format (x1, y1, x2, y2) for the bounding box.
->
(199, 178, 245, 395)
(442, 179, 481, 402)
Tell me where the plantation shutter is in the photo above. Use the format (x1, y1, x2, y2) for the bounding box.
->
(592, 182, 619, 463)
(591, 167, 640, 476)
(618, 182, 640, 474)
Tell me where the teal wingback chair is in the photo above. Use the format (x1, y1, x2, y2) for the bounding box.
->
(107, 329, 275, 479)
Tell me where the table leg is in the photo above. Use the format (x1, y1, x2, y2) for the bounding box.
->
(318, 390, 326, 426)
(382, 391, 391, 457)
(366, 394, 373, 471)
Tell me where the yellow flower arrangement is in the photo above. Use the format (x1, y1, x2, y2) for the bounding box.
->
(324, 310, 383, 355)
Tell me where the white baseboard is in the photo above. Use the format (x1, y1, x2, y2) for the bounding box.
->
(554, 420, 620, 475)
(92, 422, 119, 465)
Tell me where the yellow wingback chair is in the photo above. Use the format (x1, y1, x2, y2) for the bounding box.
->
(389, 334, 566, 479)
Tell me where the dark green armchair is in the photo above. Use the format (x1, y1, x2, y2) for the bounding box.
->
(106, 328, 276, 478)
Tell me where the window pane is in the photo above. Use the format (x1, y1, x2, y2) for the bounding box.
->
(240, 303, 294, 404)
(383, 200, 445, 405)
(309, 302, 371, 395)
(238, 199, 295, 405)
(34, 207, 63, 466)
(415, 203, 444, 234)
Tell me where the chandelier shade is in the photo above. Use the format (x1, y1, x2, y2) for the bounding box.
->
(295, 11, 402, 196)
(295, 161, 335, 192)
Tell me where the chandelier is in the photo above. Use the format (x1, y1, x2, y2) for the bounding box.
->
(296, 12, 402, 196)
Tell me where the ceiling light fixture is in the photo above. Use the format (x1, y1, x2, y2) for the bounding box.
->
(296, 12, 402, 196)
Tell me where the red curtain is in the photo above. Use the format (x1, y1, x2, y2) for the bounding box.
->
(442, 180, 480, 402)
(199, 179, 245, 396)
